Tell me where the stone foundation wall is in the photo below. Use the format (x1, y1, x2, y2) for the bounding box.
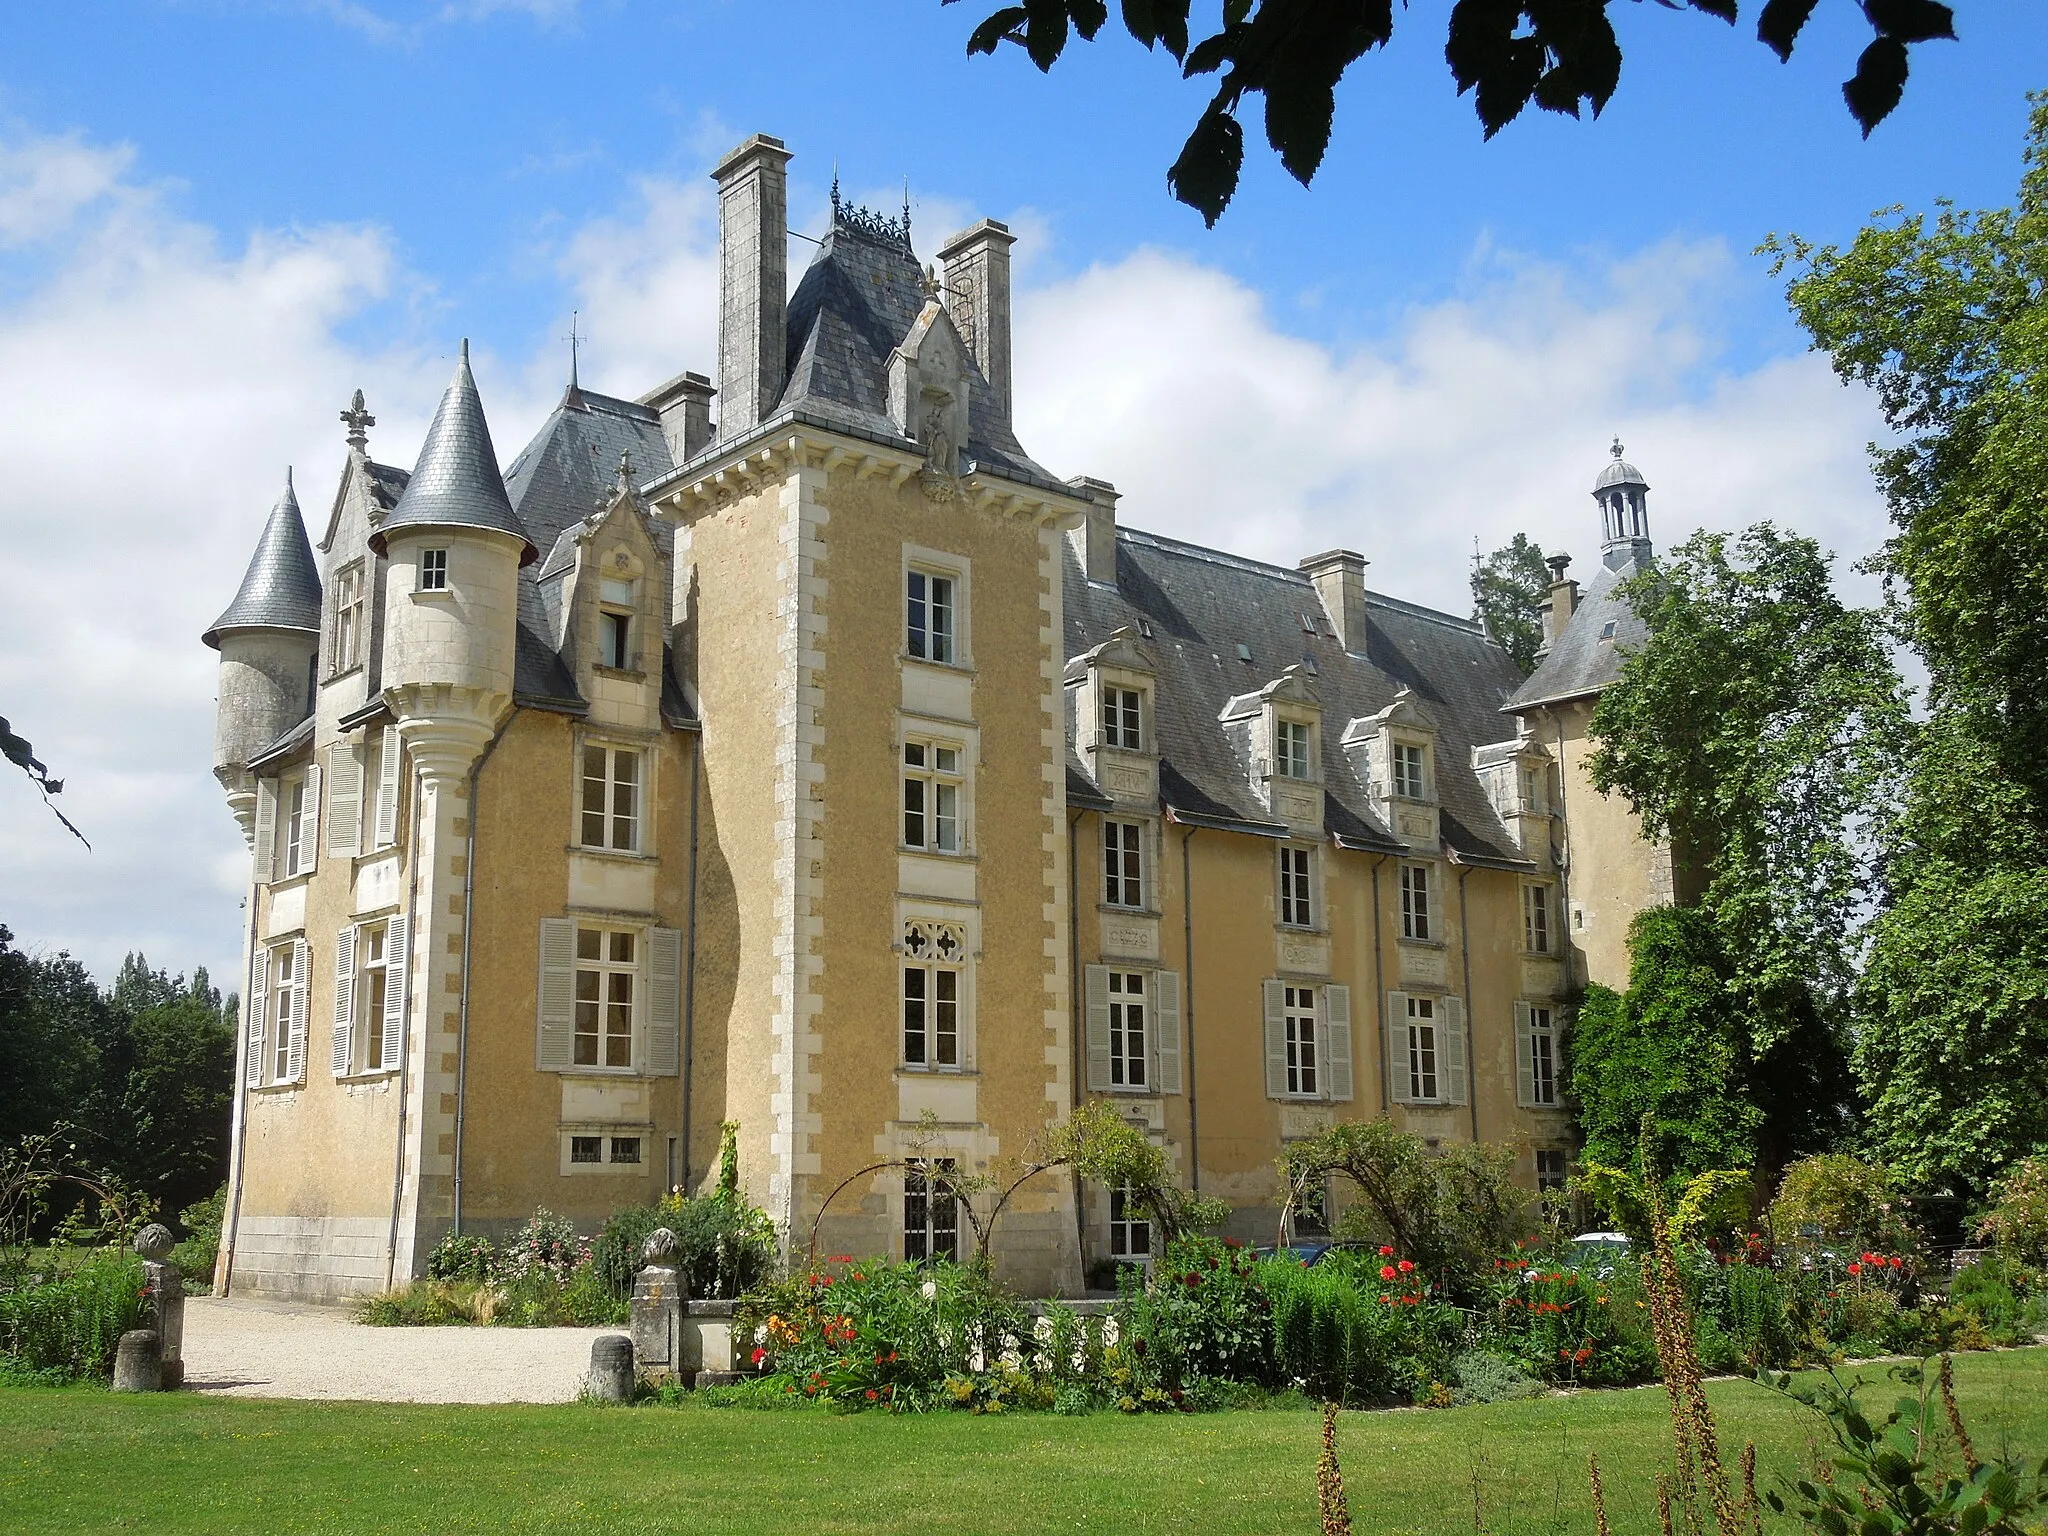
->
(228, 1215, 392, 1302)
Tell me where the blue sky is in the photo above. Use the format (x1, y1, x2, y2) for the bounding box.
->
(3, 0, 2045, 987)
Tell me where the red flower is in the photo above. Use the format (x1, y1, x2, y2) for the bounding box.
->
(1184, 1273, 1200, 1288)
(1888, 1256, 1903, 1270)
(1397, 1260, 1414, 1274)
(1847, 1262, 1863, 1276)
(750, 1347, 766, 1366)
(1379, 1245, 1395, 1257)
(1380, 1264, 1398, 1281)
(831, 1255, 853, 1263)
(865, 1389, 878, 1401)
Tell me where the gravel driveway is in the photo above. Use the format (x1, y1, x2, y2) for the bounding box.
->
(182, 1296, 616, 1403)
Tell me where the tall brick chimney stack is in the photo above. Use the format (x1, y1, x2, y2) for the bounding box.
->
(938, 219, 1016, 426)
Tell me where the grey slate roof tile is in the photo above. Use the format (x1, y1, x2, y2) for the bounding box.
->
(373, 347, 537, 564)
(204, 471, 324, 648)
(1066, 527, 1533, 864)
(1504, 557, 1648, 712)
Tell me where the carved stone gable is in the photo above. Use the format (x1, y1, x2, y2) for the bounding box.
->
(888, 299, 973, 496)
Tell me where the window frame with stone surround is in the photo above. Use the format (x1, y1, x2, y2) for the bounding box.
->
(1282, 983, 1320, 1098)
(1535, 1147, 1569, 1194)
(351, 919, 392, 1076)
(417, 548, 448, 592)
(1516, 1000, 1560, 1108)
(249, 937, 308, 1090)
(1100, 684, 1144, 752)
(596, 574, 637, 672)
(902, 739, 965, 854)
(1275, 717, 1313, 781)
(1391, 741, 1428, 801)
(579, 742, 644, 854)
(1399, 862, 1433, 942)
(901, 919, 968, 1071)
(1102, 818, 1145, 909)
(903, 1158, 961, 1263)
(573, 926, 639, 1072)
(905, 561, 963, 667)
(1522, 882, 1552, 955)
(1278, 843, 1316, 929)
(330, 560, 366, 677)
(281, 774, 311, 879)
(1105, 969, 1148, 1090)
(1109, 1183, 1153, 1260)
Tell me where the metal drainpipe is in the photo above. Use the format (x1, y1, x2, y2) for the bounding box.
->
(1068, 808, 1086, 1266)
(1370, 853, 1390, 1110)
(680, 733, 702, 1193)
(1457, 862, 1479, 1140)
(1180, 822, 1201, 1195)
(386, 758, 426, 1289)
(220, 870, 262, 1297)
(451, 724, 508, 1237)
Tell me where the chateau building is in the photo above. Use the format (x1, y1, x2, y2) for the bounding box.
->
(203, 134, 1672, 1300)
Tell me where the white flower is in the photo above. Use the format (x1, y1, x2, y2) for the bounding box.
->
(1101, 1316, 1121, 1348)
(921, 1280, 938, 1300)
(1033, 1315, 1055, 1341)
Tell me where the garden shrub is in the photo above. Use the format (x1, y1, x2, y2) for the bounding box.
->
(0, 1248, 146, 1379)
(425, 1232, 496, 1285)
(589, 1193, 774, 1303)
(173, 1185, 224, 1291)
(1449, 1350, 1544, 1405)
(1977, 1156, 2048, 1263)
(1946, 1255, 2041, 1345)
(1485, 1248, 1658, 1386)
(1120, 1238, 1274, 1390)
(1720, 1261, 1799, 1369)
(1770, 1154, 1918, 1261)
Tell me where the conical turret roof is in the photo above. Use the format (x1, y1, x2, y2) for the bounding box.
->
(203, 470, 323, 649)
(371, 343, 537, 564)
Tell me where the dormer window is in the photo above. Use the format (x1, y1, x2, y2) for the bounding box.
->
(1101, 687, 1143, 751)
(1276, 719, 1312, 780)
(1392, 742, 1427, 800)
(418, 549, 448, 592)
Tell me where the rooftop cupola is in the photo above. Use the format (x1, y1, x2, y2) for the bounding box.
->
(369, 341, 537, 566)
(1593, 438, 1652, 572)
(204, 470, 324, 841)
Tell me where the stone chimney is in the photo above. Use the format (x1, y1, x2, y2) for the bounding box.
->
(1542, 552, 1580, 651)
(1300, 549, 1369, 656)
(712, 134, 792, 444)
(937, 219, 1016, 424)
(1066, 476, 1119, 585)
(640, 371, 716, 465)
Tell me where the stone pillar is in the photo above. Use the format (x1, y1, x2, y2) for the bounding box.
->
(134, 1224, 185, 1389)
(629, 1228, 685, 1384)
(588, 1335, 634, 1403)
(111, 1330, 162, 1393)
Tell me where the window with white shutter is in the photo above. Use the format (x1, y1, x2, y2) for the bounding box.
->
(1152, 970, 1182, 1095)
(253, 778, 277, 883)
(379, 918, 407, 1073)
(373, 727, 402, 849)
(1262, 979, 1289, 1099)
(1324, 984, 1353, 1102)
(1515, 1001, 1557, 1108)
(330, 925, 356, 1078)
(1084, 964, 1112, 1092)
(285, 937, 310, 1084)
(537, 917, 577, 1071)
(246, 945, 269, 1088)
(646, 926, 683, 1076)
(327, 741, 362, 856)
(1441, 996, 1469, 1106)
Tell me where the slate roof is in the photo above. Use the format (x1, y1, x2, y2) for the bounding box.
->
(204, 471, 324, 648)
(1504, 556, 1649, 712)
(373, 346, 537, 565)
(500, 382, 681, 719)
(1065, 527, 1535, 865)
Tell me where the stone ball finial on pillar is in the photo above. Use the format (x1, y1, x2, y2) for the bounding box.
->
(639, 1227, 679, 1268)
(134, 1223, 186, 1388)
(588, 1334, 635, 1403)
(134, 1224, 175, 1261)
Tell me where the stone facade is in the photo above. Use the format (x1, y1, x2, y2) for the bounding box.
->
(203, 133, 1676, 1302)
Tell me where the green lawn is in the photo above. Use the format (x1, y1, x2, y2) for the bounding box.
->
(3, 1350, 2045, 1536)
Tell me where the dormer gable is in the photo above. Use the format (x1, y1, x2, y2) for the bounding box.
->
(1067, 625, 1160, 808)
(1343, 687, 1440, 848)
(1471, 723, 1555, 856)
(887, 296, 973, 486)
(1219, 665, 1322, 831)
(544, 458, 669, 729)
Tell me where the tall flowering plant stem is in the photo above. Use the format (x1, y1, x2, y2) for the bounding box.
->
(1315, 1401, 1352, 1536)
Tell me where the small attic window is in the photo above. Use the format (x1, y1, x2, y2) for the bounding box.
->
(1237, 644, 1253, 663)
(1302, 654, 1320, 677)
(418, 550, 448, 592)
(1599, 619, 1619, 641)
(1299, 613, 1316, 634)
(1137, 618, 1154, 640)
(600, 576, 635, 606)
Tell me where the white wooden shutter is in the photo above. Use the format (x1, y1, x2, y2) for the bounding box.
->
(646, 926, 683, 1076)
(374, 727, 402, 848)
(1386, 991, 1413, 1105)
(253, 778, 277, 882)
(537, 917, 576, 1070)
(1152, 969, 1182, 1095)
(1442, 996, 1469, 1106)
(1262, 979, 1289, 1099)
(380, 917, 408, 1072)
(331, 925, 356, 1078)
(326, 741, 361, 856)
(1513, 1001, 1535, 1108)
(1083, 965, 1111, 1092)
(300, 763, 321, 872)
(1324, 984, 1354, 1103)
(246, 947, 269, 1088)
(287, 937, 310, 1084)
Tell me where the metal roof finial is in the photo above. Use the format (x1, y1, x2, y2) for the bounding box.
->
(902, 177, 911, 244)
(1611, 436, 1624, 459)
(616, 449, 635, 496)
(568, 311, 581, 390)
(341, 389, 375, 452)
(830, 163, 841, 219)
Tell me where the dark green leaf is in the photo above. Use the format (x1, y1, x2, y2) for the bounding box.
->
(1263, 74, 1336, 183)
(1069, 0, 1110, 39)
(1184, 29, 1236, 76)
(1690, 0, 1739, 22)
(965, 5, 1031, 56)
(1844, 36, 1910, 134)
(1167, 104, 1244, 225)
(1757, 0, 1820, 60)
(1023, 0, 1072, 70)
(1122, 0, 1192, 56)
(1865, 0, 1957, 45)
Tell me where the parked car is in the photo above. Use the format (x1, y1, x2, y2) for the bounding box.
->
(1566, 1231, 1631, 1278)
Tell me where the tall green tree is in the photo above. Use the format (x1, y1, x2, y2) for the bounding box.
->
(1470, 532, 1552, 673)
(0, 925, 104, 1146)
(105, 958, 235, 1219)
(948, 0, 1958, 223)
(1768, 95, 2048, 1195)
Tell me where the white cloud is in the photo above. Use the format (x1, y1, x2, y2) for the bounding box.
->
(0, 132, 134, 247)
(551, 175, 720, 400)
(1014, 238, 1890, 618)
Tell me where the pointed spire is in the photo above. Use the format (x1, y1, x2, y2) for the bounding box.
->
(371, 342, 536, 565)
(203, 470, 323, 648)
(563, 311, 586, 411)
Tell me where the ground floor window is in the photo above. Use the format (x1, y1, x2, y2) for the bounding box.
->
(902, 920, 966, 1068)
(570, 1135, 603, 1164)
(1536, 1148, 1569, 1194)
(1109, 1184, 1152, 1259)
(574, 927, 636, 1069)
(904, 1159, 959, 1263)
